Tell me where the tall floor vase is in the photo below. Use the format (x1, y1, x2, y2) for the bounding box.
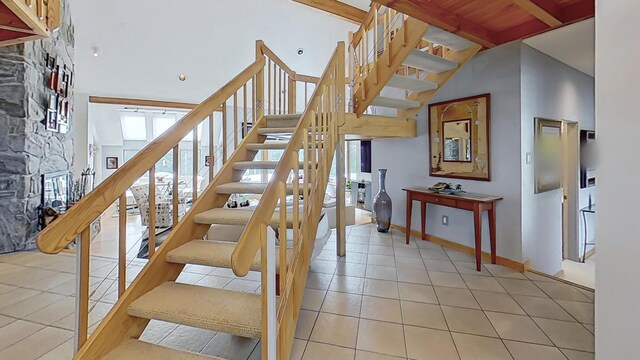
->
(373, 169, 392, 232)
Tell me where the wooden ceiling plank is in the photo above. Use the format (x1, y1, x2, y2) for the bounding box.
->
(292, 0, 367, 24)
(561, 0, 595, 23)
(372, 0, 498, 48)
(511, 0, 562, 26)
(496, 18, 549, 44)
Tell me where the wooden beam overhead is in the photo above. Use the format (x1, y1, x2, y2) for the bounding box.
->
(511, 0, 562, 27)
(292, 0, 367, 24)
(372, 0, 498, 48)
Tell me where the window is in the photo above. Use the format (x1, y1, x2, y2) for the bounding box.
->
(180, 149, 202, 176)
(120, 113, 147, 141)
(153, 114, 176, 139)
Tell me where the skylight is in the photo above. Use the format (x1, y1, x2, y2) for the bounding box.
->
(153, 114, 176, 139)
(120, 113, 147, 141)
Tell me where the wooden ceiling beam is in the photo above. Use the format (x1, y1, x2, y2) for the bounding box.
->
(510, 0, 562, 27)
(372, 0, 498, 48)
(292, 0, 367, 24)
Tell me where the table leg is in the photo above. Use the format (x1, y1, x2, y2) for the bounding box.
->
(488, 204, 497, 265)
(405, 193, 412, 244)
(421, 200, 427, 241)
(473, 204, 482, 271)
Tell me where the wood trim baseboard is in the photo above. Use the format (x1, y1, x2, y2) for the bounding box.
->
(528, 269, 595, 292)
(390, 223, 529, 273)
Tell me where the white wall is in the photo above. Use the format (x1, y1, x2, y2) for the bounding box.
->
(371, 42, 523, 261)
(595, 0, 640, 358)
(72, 93, 90, 177)
(520, 44, 595, 274)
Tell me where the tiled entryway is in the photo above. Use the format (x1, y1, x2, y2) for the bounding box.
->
(0, 223, 594, 359)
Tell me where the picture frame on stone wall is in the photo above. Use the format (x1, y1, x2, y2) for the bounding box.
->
(46, 110, 58, 132)
(106, 157, 119, 170)
(49, 94, 58, 110)
(45, 53, 55, 70)
(58, 124, 69, 134)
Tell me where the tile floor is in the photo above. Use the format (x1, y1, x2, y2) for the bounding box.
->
(0, 223, 595, 359)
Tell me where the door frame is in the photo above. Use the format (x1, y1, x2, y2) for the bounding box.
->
(562, 121, 580, 261)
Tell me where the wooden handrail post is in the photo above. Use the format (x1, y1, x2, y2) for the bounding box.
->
(288, 74, 296, 114)
(74, 228, 90, 352)
(256, 40, 265, 120)
(118, 194, 127, 297)
(172, 145, 179, 227)
(148, 166, 156, 258)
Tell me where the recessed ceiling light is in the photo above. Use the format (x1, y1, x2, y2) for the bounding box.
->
(92, 47, 99, 57)
(297, 48, 304, 56)
(178, 74, 186, 81)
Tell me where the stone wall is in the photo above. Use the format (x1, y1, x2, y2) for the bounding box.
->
(0, 0, 74, 253)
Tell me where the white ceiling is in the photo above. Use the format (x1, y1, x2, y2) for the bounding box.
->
(68, 0, 359, 103)
(524, 19, 595, 77)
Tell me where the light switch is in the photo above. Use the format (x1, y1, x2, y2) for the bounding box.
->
(442, 215, 449, 226)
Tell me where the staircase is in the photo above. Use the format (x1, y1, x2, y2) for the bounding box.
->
(34, 5, 480, 360)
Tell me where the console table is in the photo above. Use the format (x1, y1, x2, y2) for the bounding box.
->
(403, 187, 503, 271)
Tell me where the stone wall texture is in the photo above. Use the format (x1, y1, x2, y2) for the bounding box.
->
(0, 0, 74, 253)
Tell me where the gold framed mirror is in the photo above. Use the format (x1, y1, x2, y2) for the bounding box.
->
(429, 93, 491, 181)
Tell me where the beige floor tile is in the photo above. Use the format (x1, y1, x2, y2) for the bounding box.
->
(398, 283, 438, 304)
(363, 279, 399, 299)
(497, 278, 548, 297)
(0, 314, 13, 327)
(368, 254, 395, 267)
(310, 312, 359, 348)
(420, 249, 450, 260)
(395, 257, 425, 271)
(139, 320, 179, 343)
(24, 296, 75, 325)
(361, 296, 402, 323)
(504, 340, 568, 360)
(582, 323, 594, 334)
(532, 318, 594, 352)
(335, 263, 367, 278)
(0, 284, 16, 296)
(441, 306, 497, 337)
(38, 338, 74, 360)
(452, 332, 513, 360)
(555, 300, 594, 324)
(306, 273, 333, 290)
(405, 325, 460, 360)
(330, 275, 365, 294)
(355, 350, 404, 360)
(321, 291, 362, 317)
(348, 235, 371, 245)
(160, 325, 216, 353)
(24, 272, 76, 292)
(429, 271, 467, 289)
(369, 245, 394, 256)
(462, 274, 506, 292)
(415, 239, 443, 250)
(484, 264, 528, 279)
(454, 261, 492, 276)
(223, 279, 261, 293)
(0, 291, 65, 318)
(513, 295, 575, 322)
(356, 319, 406, 358)
(524, 272, 558, 283)
(309, 259, 338, 274)
(397, 267, 431, 284)
(0, 288, 41, 309)
(424, 259, 458, 273)
(341, 252, 369, 265)
(195, 275, 232, 289)
(366, 265, 397, 281)
(560, 348, 595, 360)
(485, 311, 553, 345)
(295, 310, 318, 340)
(401, 301, 447, 330)
(393, 247, 421, 258)
(302, 342, 355, 360)
(444, 249, 475, 263)
(534, 282, 591, 302)
(0, 268, 60, 287)
(302, 289, 326, 311)
(200, 332, 257, 359)
(434, 287, 480, 309)
(0, 320, 44, 350)
(289, 339, 307, 360)
(472, 290, 526, 315)
(0, 326, 72, 360)
(346, 243, 369, 253)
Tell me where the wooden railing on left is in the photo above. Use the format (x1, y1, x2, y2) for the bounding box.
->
(37, 56, 265, 352)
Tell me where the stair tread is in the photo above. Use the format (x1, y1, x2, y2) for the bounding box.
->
(264, 114, 302, 120)
(423, 26, 476, 51)
(194, 207, 299, 227)
(233, 161, 309, 170)
(215, 182, 309, 195)
(371, 96, 421, 109)
(386, 74, 438, 92)
(166, 240, 292, 272)
(247, 142, 289, 150)
(404, 50, 458, 73)
(128, 282, 262, 338)
(102, 339, 222, 360)
(257, 127, 296, 135)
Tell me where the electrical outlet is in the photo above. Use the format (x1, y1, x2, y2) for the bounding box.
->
(442, 215, 449, 226)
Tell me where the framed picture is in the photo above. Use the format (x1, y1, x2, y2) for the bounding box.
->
(46, 110, 58, 131)
(106, 157, 119, 170)
(205, 155, 212, 166)
(48, 94, 58, 110)
(534, 118, 563, 194)
(428, 93, 491, 181)
(45, 53, 55, 70)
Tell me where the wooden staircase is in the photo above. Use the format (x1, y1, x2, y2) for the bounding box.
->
(33, 6, 481, 360)
(350, 4, 481, 118)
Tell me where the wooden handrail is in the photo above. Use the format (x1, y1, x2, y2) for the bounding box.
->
(231, 42, 345, 277)
(351, 3, 381, 47)
(36, 57, 266, 254)
(295, 74, 320, 84)
(258, 41, 296, 79)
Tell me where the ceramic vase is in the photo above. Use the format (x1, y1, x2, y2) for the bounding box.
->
(373, 169, 392, 232)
